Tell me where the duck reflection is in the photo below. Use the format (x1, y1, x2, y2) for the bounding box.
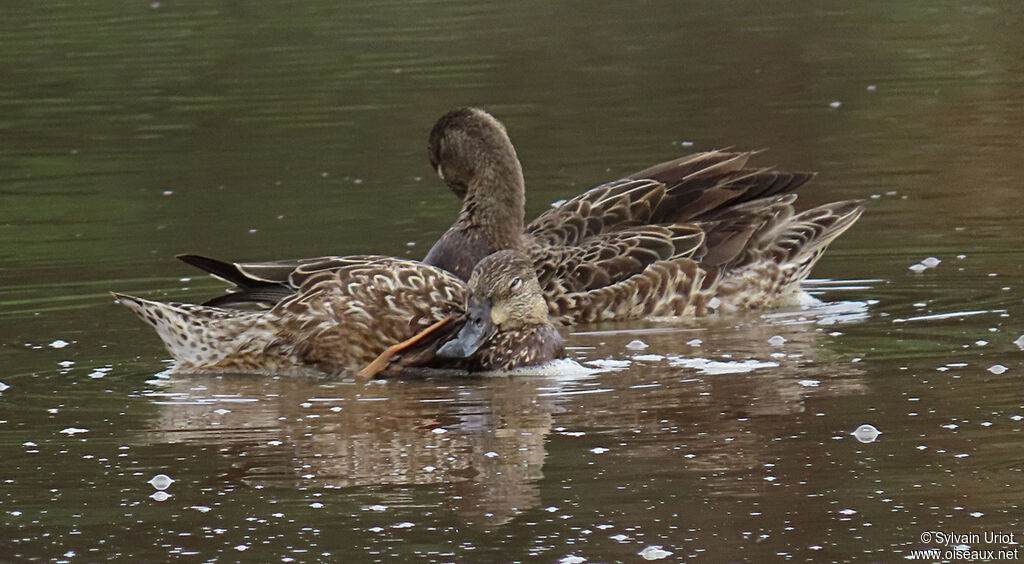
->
(139, 298, 867, 523)
(143, 373, 565, 526)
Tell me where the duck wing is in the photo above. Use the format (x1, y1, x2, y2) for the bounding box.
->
(530, 224, 704, 298)
(270, 257, 467, 369)
(177, 254, 394, 308)
(526, 151, 814, 248)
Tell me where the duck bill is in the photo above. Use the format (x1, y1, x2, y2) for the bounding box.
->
(437, 299, 494, 359)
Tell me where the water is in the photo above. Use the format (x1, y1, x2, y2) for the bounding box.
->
(2, 1, 1023, 561)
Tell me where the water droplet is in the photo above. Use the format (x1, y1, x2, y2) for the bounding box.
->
(625, 339, 648, 350)
(150, 491, 171, 502)
(148, 474, 174, 490)
(639, 545, 674, 560)
(852, 424, 881, 443)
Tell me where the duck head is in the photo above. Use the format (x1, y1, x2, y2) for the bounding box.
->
(437, 249, 549, 359)
(427, 107, 524, 202)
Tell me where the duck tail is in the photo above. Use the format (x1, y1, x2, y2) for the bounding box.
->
(771, 199, 865, 271)
(709, 199, 864, 310)
(112, 293, 267, 368)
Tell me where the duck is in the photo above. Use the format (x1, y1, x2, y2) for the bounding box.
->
(115, 250, 564, 376)
(177, 108, 864, 324)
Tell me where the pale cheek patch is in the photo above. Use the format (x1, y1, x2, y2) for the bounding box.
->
(490, 305, 508, 326)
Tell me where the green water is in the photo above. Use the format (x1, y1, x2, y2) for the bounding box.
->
(2, 1, 1023, 562)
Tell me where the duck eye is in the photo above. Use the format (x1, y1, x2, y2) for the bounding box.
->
(509, 277, 522, 291)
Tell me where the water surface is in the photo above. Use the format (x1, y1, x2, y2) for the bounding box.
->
(2, 1, 1023, 562)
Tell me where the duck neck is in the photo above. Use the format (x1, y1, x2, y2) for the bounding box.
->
(458, 150, 526, 252)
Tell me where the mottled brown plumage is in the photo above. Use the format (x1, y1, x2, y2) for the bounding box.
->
(176, 107, 863, 324)
(423, 108, 863, 317)
(116, 251, 564, 376)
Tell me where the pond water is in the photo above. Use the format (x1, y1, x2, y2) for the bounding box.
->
(2, 1, 1023, 562)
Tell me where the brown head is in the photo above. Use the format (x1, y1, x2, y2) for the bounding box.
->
(436, 249, 549, 359)
(423, 108, 528, 279)
(428, 107, 523, 201)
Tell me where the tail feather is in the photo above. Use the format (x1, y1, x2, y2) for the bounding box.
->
(113, 293, 267, 369)
(709, 200, 864, 310)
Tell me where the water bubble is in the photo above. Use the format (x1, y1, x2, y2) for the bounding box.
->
(767, 335, 787, 346)
(921, 257, 941, 268)
(49, 340, 70, 349)
(1014, 335, 1024, 350)
(625, 339, 649, 350)
(590, 447, 610, 454)
(908, 263, 927, 273)
(852, 424, 881, 443)
(639, 545, 674, 560)
(828, 100, 842, 109)
(150, 491, 171, 502)
(559, 556, 586, 564)
(686, 338, 703, 347)
(148, 474, 174, 490)
(0, 382, 9, 392)
(988, 364, 1008, 375)
(59, 427, 88, 436)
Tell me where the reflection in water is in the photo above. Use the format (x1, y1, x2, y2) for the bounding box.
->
(144, 374, 563, 527)
(139, 298, 867, 524)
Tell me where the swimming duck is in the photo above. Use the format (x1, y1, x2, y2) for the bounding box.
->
(179, 108, 863, 323)
(116, 250, 564, 376)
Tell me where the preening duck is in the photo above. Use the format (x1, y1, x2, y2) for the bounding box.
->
(116, 250, 564, 376)
(176, 108, 863, 324)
